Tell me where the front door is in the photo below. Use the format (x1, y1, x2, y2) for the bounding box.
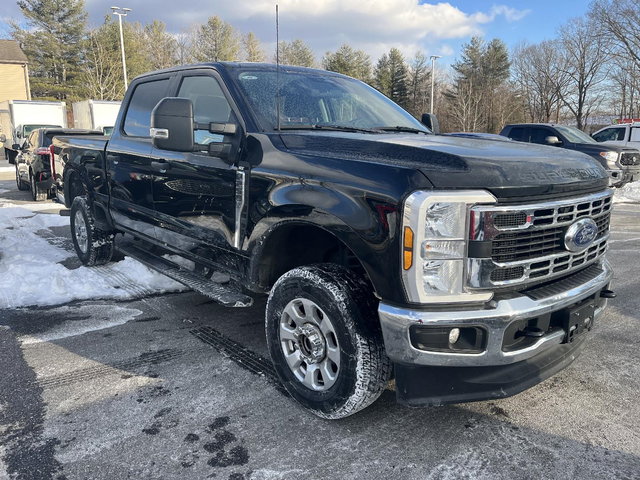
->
(150, 72, 243, 266)
(107, 76, 173, 240)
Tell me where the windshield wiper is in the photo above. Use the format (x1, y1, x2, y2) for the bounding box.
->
(373, 126, 429, 134)
(277, 124, 380, 134)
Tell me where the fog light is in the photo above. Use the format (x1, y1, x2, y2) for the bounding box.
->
(449, 327, 460, 344)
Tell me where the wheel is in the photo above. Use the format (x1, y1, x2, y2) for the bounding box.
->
(29, 170, 47, 201)
(70, 196, 115, 266)
(265, 264, 392, 419)
(15, 164, 28, 191)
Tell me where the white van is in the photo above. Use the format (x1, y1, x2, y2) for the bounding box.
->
(0, 100, 66, 163)
(72, 100, 120, 136)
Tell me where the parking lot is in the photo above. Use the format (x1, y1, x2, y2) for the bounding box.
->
(0, 162, 639, 480)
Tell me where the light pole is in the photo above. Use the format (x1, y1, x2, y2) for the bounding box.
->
(430, 55, 441, 115)
(111, 6, 131, 90)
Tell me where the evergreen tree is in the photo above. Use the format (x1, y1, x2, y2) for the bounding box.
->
(275, 39, 315, 67)
(374, 48, 409, 108)
(407, 50, 430, 116)
(323, 44, 372, 83)
(193, 16, 241, 62)
(144, 19, 178, 70)
(11, 0, 88, 100)
(244, 32, 266, 62)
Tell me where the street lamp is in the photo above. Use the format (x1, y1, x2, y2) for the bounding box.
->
(111, 6, 131, 90)
(430, 55, 441, 115)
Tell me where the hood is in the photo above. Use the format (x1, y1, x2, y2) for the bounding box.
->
(279, 132, 609, 200)
(570, 142, 639, 155)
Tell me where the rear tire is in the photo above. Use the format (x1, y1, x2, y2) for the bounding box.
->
(70, 196, 115, 266)
(266, 264, 392, 419)
(30, 170, 47, 201)
(15, 164, 28, 190)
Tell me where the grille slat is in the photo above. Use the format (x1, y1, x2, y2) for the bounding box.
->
(469, 190, 613, 289)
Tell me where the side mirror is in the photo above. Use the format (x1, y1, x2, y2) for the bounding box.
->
(545, 135, 562, 145)
(421, 113, 440, 134)
(150, 97, 195, 152)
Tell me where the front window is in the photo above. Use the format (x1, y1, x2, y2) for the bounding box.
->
(592, 127, 625, 142)
(554, 125, 596, 144)
(234, 69, 429, 132)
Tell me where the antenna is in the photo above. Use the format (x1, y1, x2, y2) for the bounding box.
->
(276, 4, 281, 131)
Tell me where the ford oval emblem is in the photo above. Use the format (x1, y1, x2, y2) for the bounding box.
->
(564, 218, 598, 252)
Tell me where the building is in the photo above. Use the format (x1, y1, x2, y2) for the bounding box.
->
(0, 40, 31, 103)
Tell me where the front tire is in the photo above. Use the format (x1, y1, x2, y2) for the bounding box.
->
(70, 196, 115, 266)
(266, 264, 392, 419)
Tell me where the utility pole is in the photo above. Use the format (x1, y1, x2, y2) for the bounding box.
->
(430, 55, 441, 115)
(111, 6, 131, 90)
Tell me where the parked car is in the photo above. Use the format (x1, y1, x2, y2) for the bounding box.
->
(500, 123, 640, 186)
(53, 63, 615, 419)
(592, 122, 640, 149)
(0, 100, 67, 164)
(15, 128, 100, 201)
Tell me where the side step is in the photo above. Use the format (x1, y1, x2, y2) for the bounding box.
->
(116, 244, 253, 308)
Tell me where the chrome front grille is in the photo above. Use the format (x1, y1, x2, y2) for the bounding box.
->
(468, 190, 613, 289)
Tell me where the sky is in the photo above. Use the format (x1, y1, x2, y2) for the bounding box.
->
(0, 0, 593, 64)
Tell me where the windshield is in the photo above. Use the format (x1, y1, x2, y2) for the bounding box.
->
(555, 125, 596, 144)
(24, 124, 60, 136)
(234, 69, 429, 133)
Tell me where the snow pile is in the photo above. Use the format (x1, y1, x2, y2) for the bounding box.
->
(614, 180, 640, 204)
(0, 198, 187, 309)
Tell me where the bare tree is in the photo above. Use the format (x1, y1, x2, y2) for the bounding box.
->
(558, 16, 609, 129)
(81, 28, 122, 100)
(590, 0, 640, 70)
(512, 40, 569, 123)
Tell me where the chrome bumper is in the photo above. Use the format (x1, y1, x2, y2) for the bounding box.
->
(379, 261, 612, 367)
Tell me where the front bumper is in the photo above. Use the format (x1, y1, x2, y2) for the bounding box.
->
(380, 262, 612, 406)
(609, 167, 640, 185)
(379, 261, 612, 368)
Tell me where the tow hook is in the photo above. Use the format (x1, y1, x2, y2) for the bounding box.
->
(600, 289, 616, 299)
(515, 326, 545, 338)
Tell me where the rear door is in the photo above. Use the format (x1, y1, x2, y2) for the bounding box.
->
(106, 76, 174, 240)
(150, 70, 242, 260)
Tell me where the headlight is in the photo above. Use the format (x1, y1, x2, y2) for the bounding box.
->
(401, 190, 496, 304)
(599, 151, 619, 167)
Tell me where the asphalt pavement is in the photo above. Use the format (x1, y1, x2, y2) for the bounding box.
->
(0, 163, 639, 480)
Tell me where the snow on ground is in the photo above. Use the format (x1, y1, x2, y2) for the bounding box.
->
(614, 180, 640, 204)
(0, 197, 187, 309)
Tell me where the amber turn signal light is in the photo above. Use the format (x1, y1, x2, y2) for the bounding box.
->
(403, 227, 414, 270)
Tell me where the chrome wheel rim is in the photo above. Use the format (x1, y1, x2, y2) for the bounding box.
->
(280, 298, 340, 391)
(74, 210, 88, 254)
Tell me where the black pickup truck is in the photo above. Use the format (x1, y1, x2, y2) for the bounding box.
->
(500, 123, 640, 186)
(52, 63, 615, 419)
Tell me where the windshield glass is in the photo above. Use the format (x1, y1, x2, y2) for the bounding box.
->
(234, 69, 429, 133)
(24, 124, 60, 136)
(555, 126, 596, 144)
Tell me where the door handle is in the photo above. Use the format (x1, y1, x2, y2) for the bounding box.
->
(107, 154, 120, 165)
(151, 161, 171, 173)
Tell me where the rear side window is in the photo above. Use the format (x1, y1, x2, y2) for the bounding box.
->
(507, 127, 525, 141)
(123, 78, 171, 137)
(630, 128, 640, 142)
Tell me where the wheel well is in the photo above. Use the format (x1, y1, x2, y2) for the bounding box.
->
(258, 224, 370, 290)
(65, 171, 85, 207)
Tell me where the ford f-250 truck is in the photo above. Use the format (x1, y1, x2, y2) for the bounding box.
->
(52, 63, 616, 419)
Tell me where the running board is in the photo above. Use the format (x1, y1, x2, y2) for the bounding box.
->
(115, 244, 253, 308)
